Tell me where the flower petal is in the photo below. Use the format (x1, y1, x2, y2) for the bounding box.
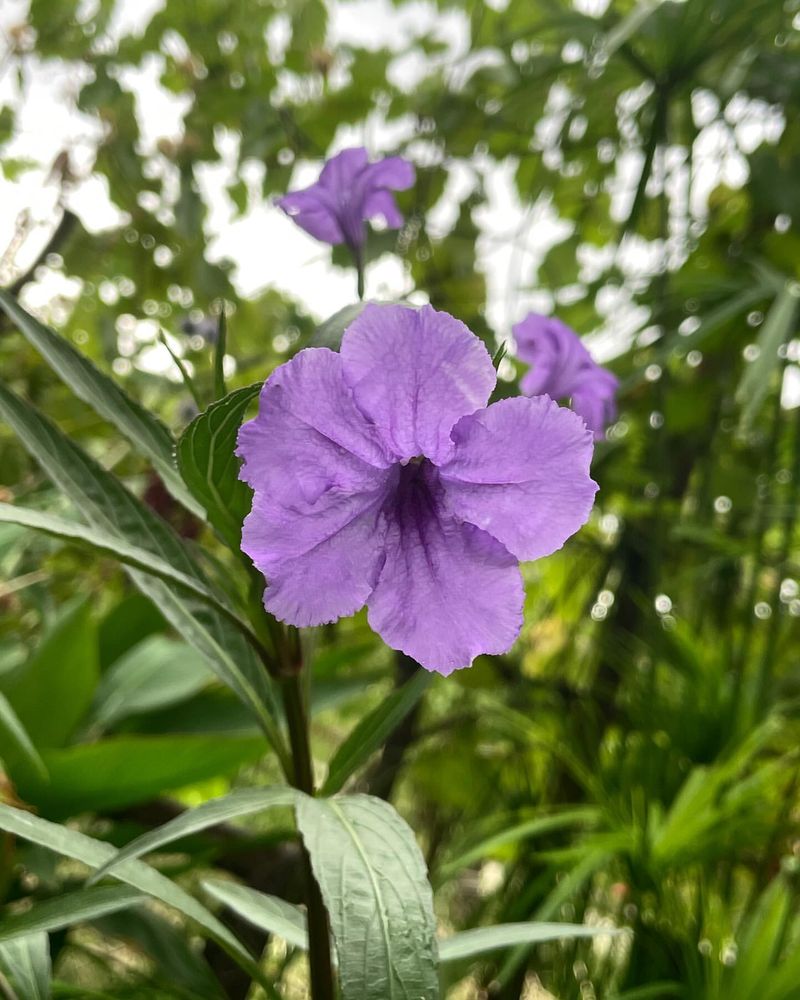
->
(361, 188, 404, 229)
(366, 462, 523, 674)
(438, 396, 598, 561)
(277, 187, 344, 245)
(244, 491, 387, 627)
(237, 348, 395, 624)
(361, 155, 415, 192)
(319, 147, 370, 191)
(341, 303, 496, 463)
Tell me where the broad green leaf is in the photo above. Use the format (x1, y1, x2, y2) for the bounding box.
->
(0, 379, 286, 767)
(0, 803, 266, 988)
(0, 933, 51, 1000)
(177, 384, 260, 551)
(89, 636, 212, 730)
(296, 794, 439, 1000)
(0, 600, 97, 749)
(17, 734, 264, 818)
(89, 787, 299, 884)
(438, 922, 618, 964)
(321, 669, 432, 795)
(0, 690, 48, 782)
(0, 502, 254, 634)
(0, 886, 142, 944)
(202, 879, 308, 950)
(736, 282, 800, 429)
(0, 289, 201, 517)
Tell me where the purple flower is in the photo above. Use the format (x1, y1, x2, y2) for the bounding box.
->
(237, 304, 597, 675)
(513, 313, 619, 440)
(277, 147, 415, 250)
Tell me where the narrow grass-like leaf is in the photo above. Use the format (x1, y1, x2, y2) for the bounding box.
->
(177, 384, 260, 551)
(0, 803, 267, 988)
(0, 502, 261, 647)
(0, 380, 285, 766)
(0, 886, 143, 944)
(158, 329, 203, 410)
(0, 690, 48, 782)
(296, 794, 439, 1000)
(0, 932, 50, 1000)
(736, 283, 799, 429)
(438, 922, 619, 964)
(202, 880, 308, 950)
(0, 289, 201, 517)
(88, 787, 299, 884)
(321, 670, 432, 795)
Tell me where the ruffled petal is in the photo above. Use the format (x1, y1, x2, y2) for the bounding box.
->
(366, 462, 523, 674)
(237, 348, 394, 624)
(341, 303, 496, 464)
(361, 155, 415, 192)
(244, 491, 388, 626)
(277, 187, 344, 244)
(438, 396, 597, 562)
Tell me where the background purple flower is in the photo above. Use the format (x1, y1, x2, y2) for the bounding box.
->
(513, 313, 619, 440)
(277, 147, 415, 250)
(238, 304, 597, 675)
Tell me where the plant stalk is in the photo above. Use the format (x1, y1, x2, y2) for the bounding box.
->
(281, 656, 337, 1000)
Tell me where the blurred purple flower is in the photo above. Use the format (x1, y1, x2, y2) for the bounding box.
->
(237, 303, 597, 675)
(277, 147, 415, 250)
(513, 313, 619, 440)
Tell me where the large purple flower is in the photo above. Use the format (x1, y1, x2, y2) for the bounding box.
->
(277, 147, 415, 250)
(238, 304, 598, 675)
(513, 313, 619, 440)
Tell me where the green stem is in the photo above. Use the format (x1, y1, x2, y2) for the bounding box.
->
(353, 242, 365, 300)
(280, 659, 337, 1000)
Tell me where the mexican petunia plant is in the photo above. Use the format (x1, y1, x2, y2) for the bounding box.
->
(0, 147, 607, 1000)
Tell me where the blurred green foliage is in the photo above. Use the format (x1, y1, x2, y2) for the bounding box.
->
(1, 0, 800, 997)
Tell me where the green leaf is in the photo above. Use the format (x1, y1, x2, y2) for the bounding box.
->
(0, 886, 143, 944)
(17, 734, 264, 818)
(88, 787, 299, 884)
(312, 302, 365, 349)
(214, 308, 227, 400)
(177, 384, 260, 551)
(296, 794, 439, 1000)
(321, 670, 432, 795)
(0, 690, 48, 782)
(438, 922, 619, 964)
(202, 879, 308, 950)
(0, 502, 254, 635)
(0, 933, 51, 1000)
(0, 289, 201, 518)
(0, 379, 286, 768)
(736, 282, 800, 429)
(0, 600, 97, 749)
(0, 803, 266, 989)
(89, 636, 212, 730)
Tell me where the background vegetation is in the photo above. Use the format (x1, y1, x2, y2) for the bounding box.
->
(1, 0, 800, 997)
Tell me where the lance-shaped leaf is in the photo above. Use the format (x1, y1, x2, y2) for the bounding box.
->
(321, 669, 432, 795)
(202, 880, 308, 950)
(296, 794, 439, 1000)
(0, 379, 286, 768)
(0, 690, 48, 782)
(0, 886, 143, 944)
(438, 922, 619, 964)
(88, 787, 299, 883)
(0, 289, 201, 517)
(0, 502, 256, 642)
(0, 803, 267, 989)
(177, 384, 260, 551)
